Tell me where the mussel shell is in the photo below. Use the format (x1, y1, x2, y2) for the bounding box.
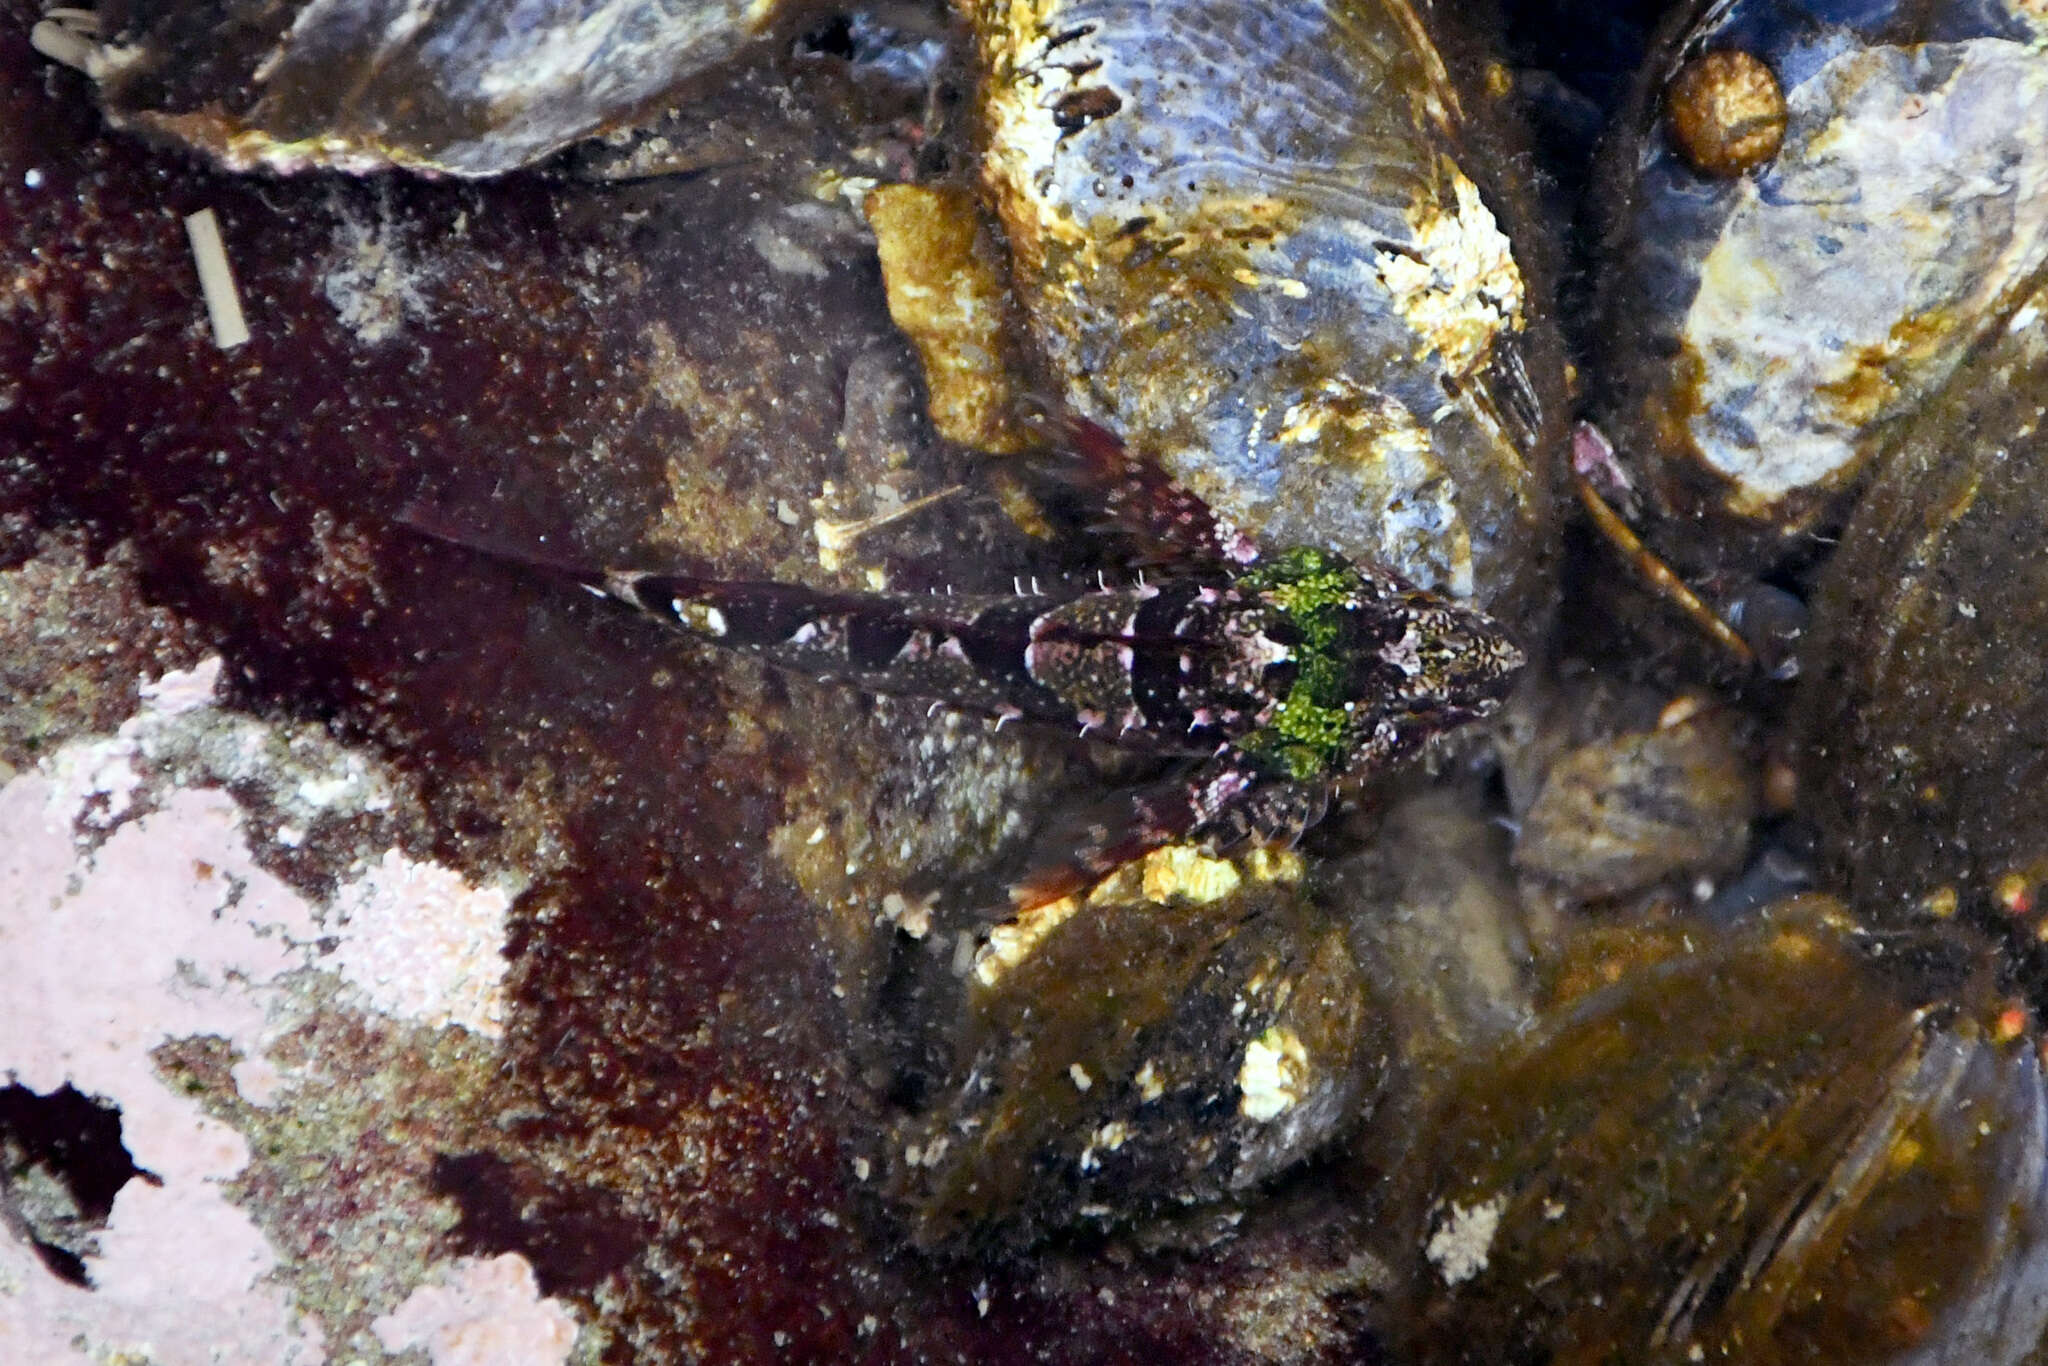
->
(1796, 276, 2048, 932)
(1512, 706, 1756, 904)
(1392, 907, 2048, 1365)
(1591, 0, 2048, 569)
(962, 0, 1565, 623)
(79, 0, 803, 174)
(879, 844, 1386, 1248)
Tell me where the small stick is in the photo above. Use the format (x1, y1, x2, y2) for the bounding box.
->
(184, 208, 251, 350)
(813, 484, 963, 560)
(1571, 423, 1754, 669)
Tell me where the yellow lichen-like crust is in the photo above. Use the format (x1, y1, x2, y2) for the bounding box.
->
(865, 183, 1033, 453)
(1377, 169, 1526, 375)
(976, 891, 1085, 986)
(973, 841, 1305, 988)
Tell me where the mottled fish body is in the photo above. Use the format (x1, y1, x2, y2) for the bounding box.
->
(407, 500, 1520, 905)
(598, 547, 1521, 789)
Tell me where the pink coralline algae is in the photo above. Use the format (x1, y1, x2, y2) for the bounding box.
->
(0, 762, 327, 1362)
(371, 1253, 579, 1366)
(0, 655, 560, 1362)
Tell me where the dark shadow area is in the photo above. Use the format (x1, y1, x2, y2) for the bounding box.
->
(0, 1083, 157, 1286)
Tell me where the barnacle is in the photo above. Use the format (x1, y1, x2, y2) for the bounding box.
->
(1663, 48, 1785, 179)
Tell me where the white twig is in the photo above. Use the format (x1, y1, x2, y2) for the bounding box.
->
(184, 208, 251, 349)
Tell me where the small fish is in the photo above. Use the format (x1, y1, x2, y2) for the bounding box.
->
(401, 431, 1523, 907)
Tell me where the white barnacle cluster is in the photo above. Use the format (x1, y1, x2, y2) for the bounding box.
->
(1237, 1025, 1311, 1122)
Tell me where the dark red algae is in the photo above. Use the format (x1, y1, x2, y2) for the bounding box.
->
(0, 3, 1384, 1360)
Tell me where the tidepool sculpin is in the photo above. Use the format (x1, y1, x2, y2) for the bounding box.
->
(406, 418, 1523, 908)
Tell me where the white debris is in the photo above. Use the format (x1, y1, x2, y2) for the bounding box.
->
(184, 209, 251, 350)
(1425, 1195, 1508, 1287)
